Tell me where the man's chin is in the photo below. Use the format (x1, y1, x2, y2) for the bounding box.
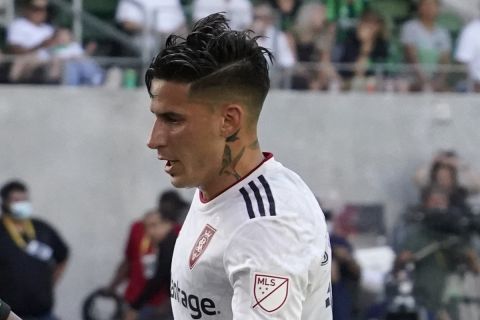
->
(170, 175, 194, 189)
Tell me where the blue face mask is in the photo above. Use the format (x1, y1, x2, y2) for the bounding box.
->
(10, 201, 33, 219)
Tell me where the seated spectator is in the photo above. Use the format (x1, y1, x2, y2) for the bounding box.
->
(49, 28, 103, 86)
(192, 0, 253, 31)
(6, 0, 60, 83)
(400, 0, 452, 91)
(455, 17, 480, 92)
(115, 0, 186, 57)
(291, 2, 339, 90)
(251, 3, 296, 70)
(339, 10, 388, 89)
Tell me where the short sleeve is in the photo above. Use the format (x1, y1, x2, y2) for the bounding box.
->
(44, 223, 69, 264)
(223, 216, 327, 319)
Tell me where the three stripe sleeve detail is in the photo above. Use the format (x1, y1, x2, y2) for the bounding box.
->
(240, 175, 276, 219)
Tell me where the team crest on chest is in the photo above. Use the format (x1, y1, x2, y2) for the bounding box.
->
(189, 224, 217, 270)
(252, 273, 289, 313)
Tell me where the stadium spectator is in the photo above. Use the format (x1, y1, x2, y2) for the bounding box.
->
(157, 189, 189, 224)
(323, 0, 369, 43)
(400, 0, 452, 91)
(267, 0, 303, 32)
(105, 190, 186, 320)
(115, 0, 186, 57)
(124, 208, 181, 320)
(6, 0, 60, 83)
(251, 3, 296, 70)
(339, 10, 388, 89)
(323, 0, 369, 25)
(291, 2, 338, 90)
(456, 17, 480, 92)
(192, 0, 253, 31)
(427, 162, 469, 211)
(414, 150, 480, 196)
(325, 207, 361, 320)
(49, 28, 103, 86)
(0, 180, 69, 320)
(394, 187, 480, 320)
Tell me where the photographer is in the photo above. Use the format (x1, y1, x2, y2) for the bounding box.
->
(394, 186, 480, 320)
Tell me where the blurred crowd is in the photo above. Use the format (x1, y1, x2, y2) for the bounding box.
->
(2, 150, 480, 320)
(0, 181, 188, 320)
(0, 0, 480, 92)
(324, 150, 480, 320)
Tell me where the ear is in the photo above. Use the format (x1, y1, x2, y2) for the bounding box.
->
(220, 103, 243, 139)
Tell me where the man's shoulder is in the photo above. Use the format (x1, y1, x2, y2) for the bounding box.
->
(31, 217, 59, 234)
(235, 161, 321, 227)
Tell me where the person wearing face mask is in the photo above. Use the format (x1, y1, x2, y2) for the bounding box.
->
(0, 180, 69, 320)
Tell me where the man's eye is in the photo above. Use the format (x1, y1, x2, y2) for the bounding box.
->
(163, 115, 182, 123)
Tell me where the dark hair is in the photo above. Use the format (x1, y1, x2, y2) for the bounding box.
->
(1, 180, 28, 212)
(158, 190, 188, 222)
(145, 13, 273, 119)
(360, 10, 387, 38)
(429, 162, 458, 187)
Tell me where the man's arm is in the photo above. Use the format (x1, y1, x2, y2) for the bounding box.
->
(224, 216, 331, 319)
(53, 261, 68, 285)
(6, 37, 55, 54)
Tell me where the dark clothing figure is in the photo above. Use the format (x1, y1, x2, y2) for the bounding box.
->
(0, 217, 69, 318)
(339, 29, 388, 79)
(331, 234, 361, 320)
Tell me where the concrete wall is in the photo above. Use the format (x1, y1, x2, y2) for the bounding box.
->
(1, 87, 479, 319)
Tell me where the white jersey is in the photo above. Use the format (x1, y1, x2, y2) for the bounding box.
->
(171, 154, 332, 319)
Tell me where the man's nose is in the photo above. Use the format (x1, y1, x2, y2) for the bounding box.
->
(147, 119, 167, 149)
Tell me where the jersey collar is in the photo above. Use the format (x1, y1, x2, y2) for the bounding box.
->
(198, 152, 274, 204)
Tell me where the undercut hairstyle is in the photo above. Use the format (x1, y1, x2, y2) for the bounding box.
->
(145, 13, 273, 120)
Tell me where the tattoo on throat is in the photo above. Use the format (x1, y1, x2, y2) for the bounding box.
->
(249, 139, 259, 150)
(219, 129, 245, 180)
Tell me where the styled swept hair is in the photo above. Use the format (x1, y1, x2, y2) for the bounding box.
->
(145, 13, 273, 117)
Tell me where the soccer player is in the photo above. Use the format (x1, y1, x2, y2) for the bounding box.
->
(145, 13, 332, 319)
